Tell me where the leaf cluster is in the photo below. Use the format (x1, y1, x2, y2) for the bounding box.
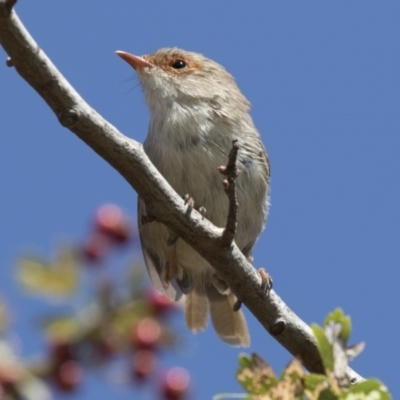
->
(216, 309, 390, 400)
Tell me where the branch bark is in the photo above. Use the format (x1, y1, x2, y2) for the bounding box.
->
(0, 2, 363, 383)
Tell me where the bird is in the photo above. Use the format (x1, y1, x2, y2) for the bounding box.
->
(116, 48, 270, 347)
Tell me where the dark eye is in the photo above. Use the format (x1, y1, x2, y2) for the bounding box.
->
(171, 60, 187, 69)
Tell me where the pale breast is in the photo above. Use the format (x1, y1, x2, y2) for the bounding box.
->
(142, 111, 269, 252)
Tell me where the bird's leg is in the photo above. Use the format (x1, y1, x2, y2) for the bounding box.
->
(233, 267, 273, 312)
(197, 206, 206, 217)
(183, 194, 195, 214)
(183, 194, 206, 217)
(142, 188, 206, 250)
(143, 192, 205, 240)
(258, 268, 273, 295)
(167, 195, 206, 247)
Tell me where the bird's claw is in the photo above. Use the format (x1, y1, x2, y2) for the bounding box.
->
(183, 194, 206, 217)
(258, 268, 273, 295)
(232, 268, 272, 312)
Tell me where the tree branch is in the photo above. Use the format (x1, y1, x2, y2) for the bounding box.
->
(0, 2, 363, 384)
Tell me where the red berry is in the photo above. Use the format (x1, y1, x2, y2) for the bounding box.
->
(50, 342, 73, 365)
(53, 360, 82, 392)
(0, 365, 20, 386)
(131, 317, 162, 350)
(82, 232, 111, 263)
(131, 350, 157, 381)
(161, 367, 190, 400)
(97, 335, 118, 359)
(147, 289, 175, 315)
(93, 204, 132, 244)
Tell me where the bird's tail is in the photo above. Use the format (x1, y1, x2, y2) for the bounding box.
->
(185, 284, 250, 347)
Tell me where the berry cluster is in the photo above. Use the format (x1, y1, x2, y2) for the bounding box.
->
(4, 204, 191, 400)
(47, 290, 190, 399)
(82, 204, 133, 262)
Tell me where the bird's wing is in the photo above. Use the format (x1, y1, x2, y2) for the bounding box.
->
(137, 198, 182, 301)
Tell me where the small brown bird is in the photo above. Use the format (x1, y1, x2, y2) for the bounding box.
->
(117, 48, 270, 346)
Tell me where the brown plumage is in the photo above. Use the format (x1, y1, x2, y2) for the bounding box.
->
(117, 48, 270, 346)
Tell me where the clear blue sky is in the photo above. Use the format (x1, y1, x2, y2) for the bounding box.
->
(1, 1, 399, 399)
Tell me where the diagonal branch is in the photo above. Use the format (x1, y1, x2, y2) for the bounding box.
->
(0, 2, 363, 384)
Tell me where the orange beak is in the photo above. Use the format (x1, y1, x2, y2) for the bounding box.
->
(115, 51, 153, 70)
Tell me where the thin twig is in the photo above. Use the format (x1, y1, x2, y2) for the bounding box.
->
(219, 140, 240, 247)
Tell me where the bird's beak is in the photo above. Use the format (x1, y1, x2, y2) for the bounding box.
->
(115, 50, 153, 70)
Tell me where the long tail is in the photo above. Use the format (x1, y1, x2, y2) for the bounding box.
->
(185, 284, 250, 347)
(207, 285, 250, 347)
(185, 287, 208, 333)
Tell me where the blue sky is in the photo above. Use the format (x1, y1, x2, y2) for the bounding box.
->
(1, 1, 400, 399)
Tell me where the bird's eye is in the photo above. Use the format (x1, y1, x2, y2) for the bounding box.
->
(171, 60, 187, 69)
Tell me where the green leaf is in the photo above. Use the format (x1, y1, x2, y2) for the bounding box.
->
(17, 248, 79, 297)
(236, 353, 276, 395)
(318, 388, 341, 400)
(112, 300, 151, 341)
(324, 309, 351, 343)
(312, 323, 334, 372)
(345, 379, 391, 400)
(43, 316, 81, 342)
(238, 353, 253, 369)
(304, 373, 327, 392)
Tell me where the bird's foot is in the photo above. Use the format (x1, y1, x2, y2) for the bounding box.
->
(183, 194, 206, 218)
(232, 268, 273, 312)
(258, 267, 273, 295)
